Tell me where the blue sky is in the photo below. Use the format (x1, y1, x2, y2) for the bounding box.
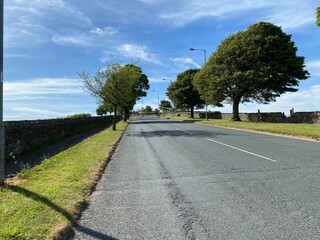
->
(4, 0, 320, 120)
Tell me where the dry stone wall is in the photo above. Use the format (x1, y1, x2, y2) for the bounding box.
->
(4, 116, 115, 160)
(170, 110, 320, 123)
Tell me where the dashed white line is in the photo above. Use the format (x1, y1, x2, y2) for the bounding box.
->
(206, 138, 277, 162)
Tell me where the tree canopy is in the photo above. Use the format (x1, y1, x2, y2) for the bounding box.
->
(80, 63, 149, 130)
(317, 7, 320, 26)
(194, 22, 309, 121)
(166, 68, 204, 118)
(159, 100, 172, 112)
(118, 64, 150, 120)
(145, 105, 153, 113)
(96, 102, 113, 116)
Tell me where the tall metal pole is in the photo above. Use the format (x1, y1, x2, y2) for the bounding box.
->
(190, 48, 208, 120)
(0, 0, 4, 186)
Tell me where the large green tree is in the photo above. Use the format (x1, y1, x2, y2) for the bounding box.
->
(120, 64, 149, 121)
(166, 68, 204, 118)
(96, 102, 113, 116)
(194, 22, 309, 121)
(145, 105, 153, 113)
(80, 63, 149, 130)
(159, 100, 172, 112)
(317, 7, 320, 26)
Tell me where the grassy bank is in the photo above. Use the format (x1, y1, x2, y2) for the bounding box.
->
(0, 121, 127, 240)
(168, 117, 320, 141)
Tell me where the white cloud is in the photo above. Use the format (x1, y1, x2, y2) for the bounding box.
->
(12, 107, 59, 115)
(159, 0, 316, 30)
(265, 0, 315, 30)
(171, 57, 201, 68)
(4, 0, 92, 48)
(307, 60, 320, 68)
(116, 44, 161, 64)
(4, 78, 97, 120)
(134, 98, 160, 111)
(213, 85, 320, 115)
(306, 60, 320, 77)
(52, 33, 94, 47)
(4, 78, 83, 98)
(160, 0, 273, 26)
(137, 0, 164, 5)
(52, 26, 118, 47)
(90, 27, 118, 36)
(5, 54, 30, 58)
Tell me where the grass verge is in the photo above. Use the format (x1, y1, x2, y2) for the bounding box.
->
(167, 117, 320, 141)
(0, 121, 128, 240)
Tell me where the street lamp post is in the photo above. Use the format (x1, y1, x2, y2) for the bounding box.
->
(190, 48, 208, 121)
(0, 0, 4, 186)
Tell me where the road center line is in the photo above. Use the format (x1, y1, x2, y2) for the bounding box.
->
(206, 138, 277, 162)
(176, 128, 194, 135)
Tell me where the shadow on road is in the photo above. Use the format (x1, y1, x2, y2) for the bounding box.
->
(74, 225, 119, 240)
(129, 120, 183, 124)
(126, 129, 229, 138)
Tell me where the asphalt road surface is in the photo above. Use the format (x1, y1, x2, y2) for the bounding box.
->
(72, 117, 320, 240)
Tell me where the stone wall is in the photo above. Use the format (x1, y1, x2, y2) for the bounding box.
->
(290, 112, 320, 124)
(220, 111, 320, 123)
(4, 116, 115, 159)
(220, 112, 287, 123)
(170, 110, 320, 123)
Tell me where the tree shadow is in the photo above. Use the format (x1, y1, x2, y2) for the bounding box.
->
(74, 225, 119, 240)
(129, 119, 183, 124)
(5, 126, 110, 177)
(8, 185, 118, 240)
(9, 185, 75, 221)
(126, 129, 229, 139)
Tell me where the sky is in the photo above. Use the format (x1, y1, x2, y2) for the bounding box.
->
(3, 0, 320, 121)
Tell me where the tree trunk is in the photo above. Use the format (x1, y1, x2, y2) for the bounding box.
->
(126, 109, 130, 121)
(123, 107, 128, 122)
(113, 104, 117, 130)
(232, 97, 241, 121)
(190, 106, 194, 118)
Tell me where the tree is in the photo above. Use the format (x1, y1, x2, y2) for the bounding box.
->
(96, 102, 113, 116)
(80, 63, 149, 130)
(166, 68, 204, 118)
(159, 100, 172, 112)
(120, 64, 149, 121)
(80, 63, 121, 130)
(317, 7, 320, 26)
(145, 105, 152, 113)
(194, 22, 309, 121)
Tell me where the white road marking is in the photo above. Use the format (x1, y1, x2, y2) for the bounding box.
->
(206, 138, 277, 162)
(176, 128, 194, 135)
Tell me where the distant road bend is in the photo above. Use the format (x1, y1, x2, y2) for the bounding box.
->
(73, 117, 320, 240)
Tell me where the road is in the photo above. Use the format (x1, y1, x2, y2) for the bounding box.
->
(72, 117, 320, 240)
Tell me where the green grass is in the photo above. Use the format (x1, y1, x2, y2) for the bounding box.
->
(168, 117, 320, 140)
(0, 121, 127, 240)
